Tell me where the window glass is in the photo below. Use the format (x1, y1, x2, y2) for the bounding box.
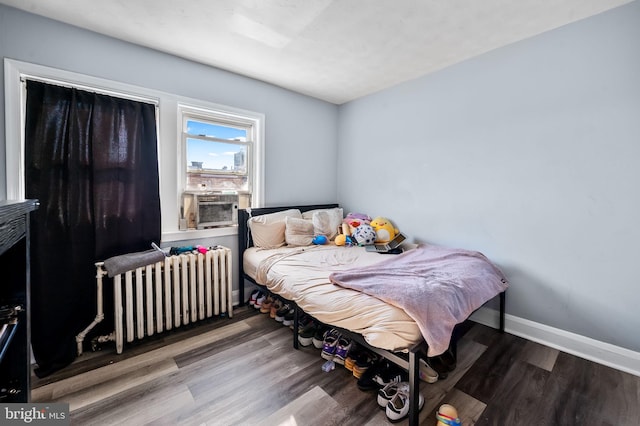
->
(187, 139, 247, 173)
(186, 120, 246, 140)
(182, 114, 254, 195)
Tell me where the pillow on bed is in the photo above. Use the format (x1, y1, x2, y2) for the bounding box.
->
(302, 207, 343, 240)
(285, 216, 315, 246)
(249, 209, 302, 249)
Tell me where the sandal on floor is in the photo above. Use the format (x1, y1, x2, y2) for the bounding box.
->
(436, 404, 461, 426)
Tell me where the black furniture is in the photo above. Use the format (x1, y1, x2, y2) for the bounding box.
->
(0, 199, 38, 403)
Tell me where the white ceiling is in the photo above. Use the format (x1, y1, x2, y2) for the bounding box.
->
(1, 0, 632, 104)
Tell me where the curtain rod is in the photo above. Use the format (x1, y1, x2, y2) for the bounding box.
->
(20, 73, 159, 106)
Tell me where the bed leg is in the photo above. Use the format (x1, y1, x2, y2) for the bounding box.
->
(292, 304, 299, 350)
(499, 291, 506, 333)
(408, 349, 420, 426)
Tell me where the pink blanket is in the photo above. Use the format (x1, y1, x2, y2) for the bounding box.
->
(329, 244, 508, 356)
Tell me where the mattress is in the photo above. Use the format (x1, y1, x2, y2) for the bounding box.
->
(244, 244, 423, 352)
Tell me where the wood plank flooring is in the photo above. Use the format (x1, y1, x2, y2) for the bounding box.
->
(31, 307, 640, 425)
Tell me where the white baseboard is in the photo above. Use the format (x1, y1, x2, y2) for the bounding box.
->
(470, 307, 640, 377)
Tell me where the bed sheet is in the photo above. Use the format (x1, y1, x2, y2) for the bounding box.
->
(244, 244, 423, 352)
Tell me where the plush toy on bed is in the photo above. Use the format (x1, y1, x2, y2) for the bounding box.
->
(335, 232, 356, 246)
(353, 223, 377, 246)
(343, 212, 372, 234)
(312, 235, 328, 245)
(370, 216, 399, 243)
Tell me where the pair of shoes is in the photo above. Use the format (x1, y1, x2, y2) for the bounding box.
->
(383, 382, 425, 423)
(419, 358, 439, 383)
(333, 335, 353, 365)
(259, 295, 275, 314)
(377, 381, 409, 408)
(428, 348, 457, 379)
(357, 359, 407, 391)
(269, 299, 283, 318)
(253, 292, 267, 309)
(319, 328, 352, 365)
(298, 320, 318, 347)
(344, 344, 361, 372)
(282, 309, 298, 327)
(436, 404, 461, 425)
(321, 328, 353, 363)
(295, 314, 313, 331)
(275, 303, 294, 323)
(248, 289, 262, 307)
(352, 349, 379, 379)
(321, 328, 341, 361)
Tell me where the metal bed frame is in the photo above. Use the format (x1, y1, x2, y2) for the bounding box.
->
(238, 204, 505, 426)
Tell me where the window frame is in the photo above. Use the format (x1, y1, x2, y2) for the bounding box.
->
(176, 103, 264, 208)
(180, 105, 255, 192)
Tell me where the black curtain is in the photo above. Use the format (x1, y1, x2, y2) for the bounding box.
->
(25, 80, 161, 377)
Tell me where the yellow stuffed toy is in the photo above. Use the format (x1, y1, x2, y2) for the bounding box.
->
(370, 216, 398, 243)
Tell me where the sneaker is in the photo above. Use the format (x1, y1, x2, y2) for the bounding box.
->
(344, 345, 361, 372)
(385, 387, 424, 423)
(352, 350, 379, 379)
(357, 359, 393, 391)
(298, 321, 318, 347)
(427, 349, 456, 380)
(282, 309, 296, 327)
(377, 381, 410, 409)
(296, 314, 313, 332)
(419, 358, 439, 383)
(371, 360, 408, 389)
(275, 303, 293, 322)
(259, 295, 274, 314)
(333, 335, 353, 365)
(248, 289, 261, 306)
(270, 299, 283, 319)
(312, 325, 330, 349)
(357, 361, 383, 391)
(321, 329, 341, 361)
(254, 292, 266, 309)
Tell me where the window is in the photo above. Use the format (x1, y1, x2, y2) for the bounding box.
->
(183, 114, 251, 193)
(5, 59, 265, 241)
(178, 104, 264, 230)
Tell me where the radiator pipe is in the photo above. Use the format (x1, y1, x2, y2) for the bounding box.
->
(75, 262, 110, 356)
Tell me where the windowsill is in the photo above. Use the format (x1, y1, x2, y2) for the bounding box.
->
(162, 226, 238, 243)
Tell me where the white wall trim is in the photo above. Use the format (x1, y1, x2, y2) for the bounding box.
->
(471, 307, 640, 377)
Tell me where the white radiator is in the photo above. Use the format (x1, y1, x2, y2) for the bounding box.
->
(76, 247, 233, 355)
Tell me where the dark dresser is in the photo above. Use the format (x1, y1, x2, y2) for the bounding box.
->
(0, 199, 38, 402)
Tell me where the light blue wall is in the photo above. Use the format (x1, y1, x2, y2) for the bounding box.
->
(338, 2, 640, 352)
(0, 4, 338, 206)
(0, 4, 338, 303)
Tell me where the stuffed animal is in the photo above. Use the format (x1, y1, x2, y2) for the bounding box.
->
(335, 232, 356, 247)
(312, 235, 328, 245)
(343, 212, 372, 234)
(353, 224, 377, 246)
(436, 404, 461, 426)
(370, 216, 398, 243)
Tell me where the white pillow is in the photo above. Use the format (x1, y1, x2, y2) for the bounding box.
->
(249, 209, 302, 248)
(285, 217, 315, 246)
(302, 207, 343, 240)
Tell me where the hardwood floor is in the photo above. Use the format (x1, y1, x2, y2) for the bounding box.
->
(31, 307, 640, 425)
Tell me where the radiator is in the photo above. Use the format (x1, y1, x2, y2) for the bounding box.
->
(76, 246, 233, 355)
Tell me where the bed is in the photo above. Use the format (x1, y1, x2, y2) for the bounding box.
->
(238, 204, 508, 425)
